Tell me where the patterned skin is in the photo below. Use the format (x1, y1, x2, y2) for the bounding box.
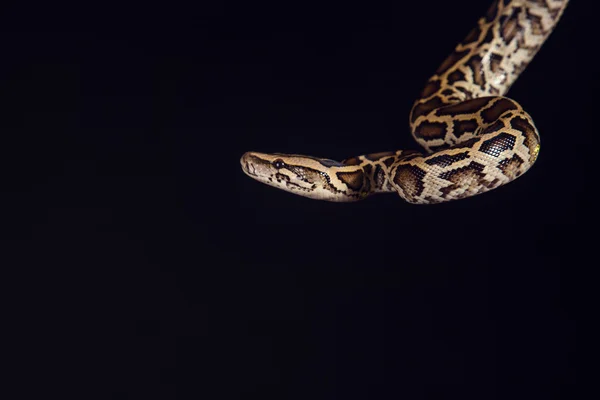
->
(241, 0, 569, 204)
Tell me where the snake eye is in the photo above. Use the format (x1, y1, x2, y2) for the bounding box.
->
(273, 159, 285, 169)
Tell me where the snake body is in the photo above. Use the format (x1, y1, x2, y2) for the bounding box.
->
(241, 0, 569, 204)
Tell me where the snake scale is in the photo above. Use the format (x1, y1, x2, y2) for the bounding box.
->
(241, 0, 569, 204)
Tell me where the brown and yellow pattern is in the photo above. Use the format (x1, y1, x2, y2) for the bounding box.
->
(241, 0, 569, 204)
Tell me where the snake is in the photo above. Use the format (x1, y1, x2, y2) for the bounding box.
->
(240, 0, 569, 204)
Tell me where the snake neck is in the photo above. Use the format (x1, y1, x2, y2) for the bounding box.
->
(341, 150, 425, 196)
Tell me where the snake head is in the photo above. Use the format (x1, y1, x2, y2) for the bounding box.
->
(240, 151, 370, 202)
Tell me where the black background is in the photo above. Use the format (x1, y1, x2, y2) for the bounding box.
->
(2, 0, 589, 398)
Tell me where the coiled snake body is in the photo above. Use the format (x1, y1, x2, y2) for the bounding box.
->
(241, 0, 569, 204)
